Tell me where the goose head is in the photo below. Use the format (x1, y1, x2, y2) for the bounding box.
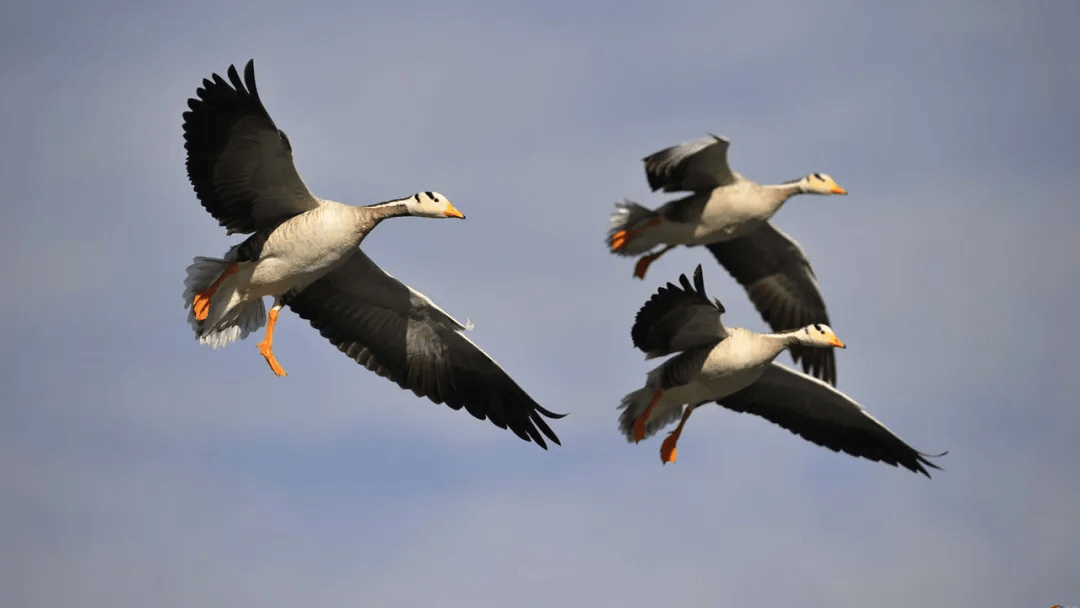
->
(795, 323, 846, 348)
(405, 191, 465, 219)
(800, 173, 847, 196)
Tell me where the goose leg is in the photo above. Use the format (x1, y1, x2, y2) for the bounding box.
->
(611, 217, 660, 252)
(660, 405, 695, 464)
(258, 297, 288, 377)
(192, 262, 239, 321)
(632, 389, 665, 443)
(633, 245, 676, 280)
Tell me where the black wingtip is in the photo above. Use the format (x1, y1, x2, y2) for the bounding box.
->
(528, 408, 565, 449)
(914, 450, 947, 478)
(537, 408, 569, 420)
(682, 264, 726, 312)
(678, 273, 693, 293)
(243, 59, 258, 99)
(226, 64, 242, 91)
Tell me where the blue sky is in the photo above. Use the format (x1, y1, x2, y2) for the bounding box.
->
(2, 0, 1078, 606)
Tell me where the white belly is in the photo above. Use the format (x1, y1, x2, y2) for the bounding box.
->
(243, 205, 364, 299)
(700, 365, 767, 398)
(697, 330, 781, 395)
(686, 220, 761, 245)
(687, 183, 776, 244)
(246, 249, 351, 297)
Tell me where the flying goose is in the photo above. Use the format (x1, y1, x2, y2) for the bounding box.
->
(618, 265, 944, 477)
(180, 60, 564, 449)
(607, 134, 847, 385)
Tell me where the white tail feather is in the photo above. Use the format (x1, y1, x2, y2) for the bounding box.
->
(606, 200, 662, 256)
(617, 387, 685, 442)
(182, 257, 266, 349)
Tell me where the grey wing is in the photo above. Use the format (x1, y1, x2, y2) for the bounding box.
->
(718, 363, 946, 477)
(183, 60, 321, 235)
(631, 265, 727, 358)
(656, 345, 716, 391)
(285, 250, 565, 449)
(642, 134, 737, 193)
(705, 221, 837, 386)
(659, 192, 710, 225)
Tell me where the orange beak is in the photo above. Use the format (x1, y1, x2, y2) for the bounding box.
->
(829, 185, 848, 195)
(442, 203, 465, 219)
(827, 336, 846, 348)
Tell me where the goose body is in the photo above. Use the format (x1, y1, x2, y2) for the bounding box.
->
(612, 180, 791, 254)
(618, 266, 945, 477)
(607, 134, 847, 385)
(629, 328, 793, 437)
(180, 60, 564, 449)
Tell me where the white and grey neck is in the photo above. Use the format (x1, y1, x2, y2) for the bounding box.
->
(754, 180, 805, 214)
(353, 198, 413, 234)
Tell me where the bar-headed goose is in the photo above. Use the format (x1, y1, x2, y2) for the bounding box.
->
(617, 265, 945, 477)
(180, 60, 564, 448)
(607, 134, 847, 385)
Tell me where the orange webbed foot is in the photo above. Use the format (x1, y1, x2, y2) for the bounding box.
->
(633, 255, 656, 280)
(611, 230, 630, 251)
(192, 293, 212, 322)
(611, 217, 661, 252)
(631, 389, 664, 444)
(633, 244, 675, 280)
(660, 405, 695, 465)
(192, 263, 239, 321)
(660, 432, 680, 464)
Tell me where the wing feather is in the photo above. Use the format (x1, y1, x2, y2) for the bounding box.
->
(717, 364, 945, 477)
(631, 265, 727, 358)
(706, 222, 837, 385)
(183, 60, 321, 234)
(642, 134, 737, 193)
(286, 250, 565, 448)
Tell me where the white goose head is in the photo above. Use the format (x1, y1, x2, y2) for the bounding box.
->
(404, 191, 465, 219)
(800, 173, 847, 196)
(795, 323, 846, 348)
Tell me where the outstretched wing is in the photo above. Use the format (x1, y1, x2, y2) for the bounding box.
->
(286, 250, 565, 449)
(718, 363, 945, 477)
(642, 134, 737, 193)
(183, 60, 321, 234)
(631, 264, 727, 359)
(705, 222, 837, 385)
